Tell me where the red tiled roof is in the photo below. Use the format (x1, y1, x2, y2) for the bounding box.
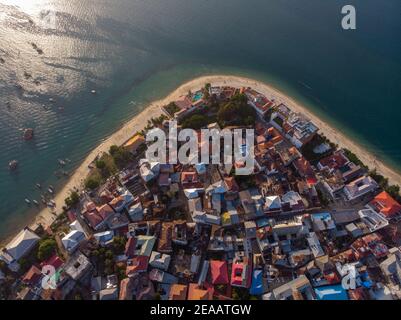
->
(181, 171, 198, 184)
(119, 278, 133, 300)
(125, 237, 137, 258)
(67, 210, 76, 222)
(210, 260, 229, 285)
(169, 284, 188, 300)
(349, 287, 369, 300)
(224, 177, 239, 193)
(230, 258, 252, 288)
(294, 157, 317, 185)
(97, 204, 115, 220)
(323, 272, 341, 284)
(187, 283, 213, 300)
(22, 265, 42, 285)
(85, 201, 96, 212)
(40, 254, 63, 270)
(369, 191, 401, 218)
(109, 196, 124, 211)
(175, 96, 193, 110)
(319, 151, 349, 170)
(126, 256, 149, 276)
(83, 210, 103, 229)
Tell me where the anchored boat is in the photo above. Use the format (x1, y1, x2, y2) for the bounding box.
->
(9, 160, 18, 171)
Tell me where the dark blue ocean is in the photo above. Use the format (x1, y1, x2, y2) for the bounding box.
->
(0, 0, 400, 240)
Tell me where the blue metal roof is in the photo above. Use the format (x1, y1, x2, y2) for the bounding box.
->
(314, 285, 349, 300)
(250, 269, 264, 295)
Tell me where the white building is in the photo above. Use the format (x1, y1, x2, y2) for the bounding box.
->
(62, 230, 86, 253)
(343, 176, 378, 201)
(149, 251, 171, 271)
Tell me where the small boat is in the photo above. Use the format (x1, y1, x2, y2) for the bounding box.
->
(91, 90, 97, 95)
(25, 198, 31, 205)
(49, 200, 56, 207)
(48, 188, 54, 194)
(33, 200, 39, 206)
(9, 160, 18, 171)
(41, 196, 47, 205)
(47, 202, 55, 208)
(58, 159, 66, 166)
(23, 128, 34, 140)
(36, 183, 41, 189)
(49, 98, 55, 103)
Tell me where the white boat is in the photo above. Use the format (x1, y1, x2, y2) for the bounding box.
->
(9, 160, 18, 171)
(48, 188, 54, 194)
(91, 90, 97, 94)
(25, 198, 31, 204)
(33, 200, 39, 206)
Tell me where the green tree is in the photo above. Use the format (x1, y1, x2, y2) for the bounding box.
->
(37, 238, 57, 261)
(104, 258, 114, 275)
(109, 145, 132, 169)
(0, 260, 6, 273)
(65, 191, 80, 207)
(165, 102, 180, 116)
(181, 114, 209, 129)
(386, 185, 401, 202)
(85, 177, 100, 190)
(217, 93, 255, 127)
(95, 159, 106, 170)
(105, 250, 114, 260)
(112, 236, 127, 255)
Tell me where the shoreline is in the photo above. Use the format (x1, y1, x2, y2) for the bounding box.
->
(2, 74, 401, 246)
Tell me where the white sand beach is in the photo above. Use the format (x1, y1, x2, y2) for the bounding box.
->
(21, 75, 401, 239)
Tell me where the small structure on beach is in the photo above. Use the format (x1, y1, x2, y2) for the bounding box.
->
(123, 134, 145, 154)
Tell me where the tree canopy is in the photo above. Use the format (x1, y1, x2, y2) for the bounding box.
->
(217, 93, 255, 127)
(181, 114, 210, 129)
(109, 145, 132, 169)
(37, 238, 57, 261)
(65, 191, 80, 207)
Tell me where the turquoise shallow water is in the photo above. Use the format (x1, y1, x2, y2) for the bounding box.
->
(0, 0, 400, 241)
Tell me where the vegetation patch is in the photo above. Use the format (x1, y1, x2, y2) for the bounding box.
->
(217, 93, 255, 127)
